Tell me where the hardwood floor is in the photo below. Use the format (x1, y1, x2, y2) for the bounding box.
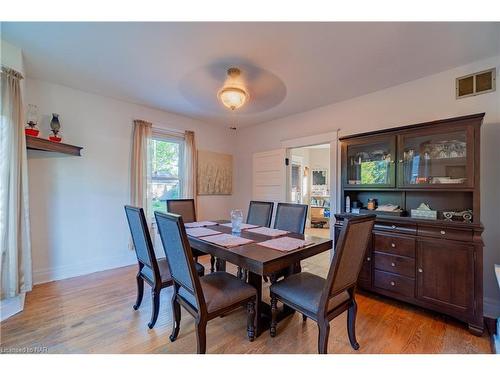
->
(0, 253, 490, 354)
(305, 227, 331, 239)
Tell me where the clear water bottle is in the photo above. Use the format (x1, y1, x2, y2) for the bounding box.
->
(230, 209, 244, 234)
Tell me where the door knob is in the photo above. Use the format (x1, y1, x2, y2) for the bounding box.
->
(366, 257, 371, 261)
(418, 268, 423, 273)
(391, 262, 396, 267)
(440, 230, 446, 235)
(391, 243, 396, 248)
(390, 281, 395, 286)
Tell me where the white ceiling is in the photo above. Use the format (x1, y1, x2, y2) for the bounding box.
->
(2, 22, 499, 128)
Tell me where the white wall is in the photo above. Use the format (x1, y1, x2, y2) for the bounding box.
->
(1, 40, 24, 72)
(308, 148, 330, 173)
(234, 55, 500, 315)
(25, 78, 236, 284)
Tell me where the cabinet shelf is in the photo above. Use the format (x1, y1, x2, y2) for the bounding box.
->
(26, 136, 82, 156)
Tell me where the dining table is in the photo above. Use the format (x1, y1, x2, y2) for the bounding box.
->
(186, 220, 333, 336)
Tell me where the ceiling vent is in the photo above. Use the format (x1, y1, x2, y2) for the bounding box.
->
(456, 68, 496, 99)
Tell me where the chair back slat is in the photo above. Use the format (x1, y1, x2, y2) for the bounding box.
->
(166, 199, 196, 223)
(124, 206, 160, 281)
(247, 201, 274, 227)
(320, 215, 375, 310)
(155, 211, 205, 310)
(274, 203, 308, 234)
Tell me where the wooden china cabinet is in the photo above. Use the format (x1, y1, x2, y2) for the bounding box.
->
(335, 113, 484, 335)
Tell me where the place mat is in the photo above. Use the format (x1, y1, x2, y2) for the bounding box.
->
(257, 236, 314, 252)
(199, 233, 254, 248)
(184, 221, 218, 228)
(220, 222, 260, 230)
(186, 227, 221, 238)
(246, 227, 289, 237)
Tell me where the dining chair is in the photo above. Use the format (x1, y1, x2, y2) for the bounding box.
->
(166, 199, 197, 223)
(236, 201, 275, 280)
(166, 198, 216, 272)
(266, 202, 309, 282)
(269, 214, 375, 354)
(273, 202, 308, 234)
(247, 200, 274, 227)
(124, 205, 205, 329)
(155, 211, 258, 354)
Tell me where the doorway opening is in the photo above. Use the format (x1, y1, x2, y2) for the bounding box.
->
(288, 143, 331, 239)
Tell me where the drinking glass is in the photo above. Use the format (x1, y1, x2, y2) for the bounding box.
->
(230, 209, 244, 234)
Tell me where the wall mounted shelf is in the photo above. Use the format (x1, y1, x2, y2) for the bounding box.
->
(26, 136, 82, 156)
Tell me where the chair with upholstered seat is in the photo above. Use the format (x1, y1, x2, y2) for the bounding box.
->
(247, 200, 274, 227)
(166, 198, 216, 272)
(269, 214, 375, 354)
(266, 202, 309, 282)
(155, 211, 257, 354)
(166, 199, 197, 223)
(124, 205, 205, 329)
(274, 202, 308, 234)
(236, 201, 274, 280)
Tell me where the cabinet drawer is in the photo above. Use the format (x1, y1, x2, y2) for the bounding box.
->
(374, 270, 415, 298)
(417, 225, 473, 242)
(374, 222, 417, 235)
(373, 234, 416, 258)
(374, 252, 415, 278)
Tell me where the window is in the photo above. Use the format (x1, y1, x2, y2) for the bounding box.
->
(150, 134, 185, 215)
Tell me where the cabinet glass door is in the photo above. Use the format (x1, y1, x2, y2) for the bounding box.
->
(344, 136, 395, 187)
(398, 127, 472, 187)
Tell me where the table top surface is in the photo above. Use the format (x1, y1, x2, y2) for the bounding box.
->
(187, 220, 333, 275)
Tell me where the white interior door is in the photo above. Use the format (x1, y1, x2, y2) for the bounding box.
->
(252, 149, 288, 203)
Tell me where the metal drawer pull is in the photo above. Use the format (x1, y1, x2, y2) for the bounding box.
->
(391, 225, 396, 229)
(391, 243, 396, 248)
(440, 230, 446, 235)
(391, 262, 396, 267)
(418, 268, 423, 273)
(390, 281, 395, 286)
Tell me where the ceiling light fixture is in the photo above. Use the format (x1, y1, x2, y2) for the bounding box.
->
(218, 67, 249, 110)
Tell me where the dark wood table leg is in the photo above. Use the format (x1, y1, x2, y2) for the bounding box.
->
(247, 271, 269, 336)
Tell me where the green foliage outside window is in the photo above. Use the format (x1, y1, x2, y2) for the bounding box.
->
(151, 139, 182, 216)
(360, 160, 389, 184)
(152, 140, 179, 177)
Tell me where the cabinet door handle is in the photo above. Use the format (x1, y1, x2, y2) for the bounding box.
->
(418, 268, 423, 273)
(391, 225, 396, 229)
(390, 281, 395, 286)
(391, 262, 396, 267)
(440, 230, 446, 235)
(391, 243, 396, 248)
(366, 257, 371, 261)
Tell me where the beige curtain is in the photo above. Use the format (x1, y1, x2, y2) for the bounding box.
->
(184, 130, 197, 211)
(130, 120, 152, 219)
(0, 67, 32, 299)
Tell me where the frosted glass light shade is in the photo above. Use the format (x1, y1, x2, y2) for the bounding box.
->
(218, 87, 248, 110)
